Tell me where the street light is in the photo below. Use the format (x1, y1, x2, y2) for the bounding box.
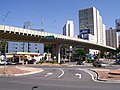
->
(1, 11, 11, 26)
(0, 11, 11, 76)
(51, 20, 56, 32)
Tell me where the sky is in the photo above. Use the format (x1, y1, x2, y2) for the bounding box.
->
(0, 0, 120, 35)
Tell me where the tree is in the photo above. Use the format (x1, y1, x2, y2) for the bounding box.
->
(44, 44, 52, 53)
(73, 48, 85, 61)
(115, 45, 120, 58)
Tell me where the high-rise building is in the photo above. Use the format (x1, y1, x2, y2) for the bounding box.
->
(118, 35, 120, 47)
(79, 7, 106, 45)
(106, 28, 119, 48)
(102, 24, 106, 46)
(63, 21, 74, 37)
(8, 42, 44, 54)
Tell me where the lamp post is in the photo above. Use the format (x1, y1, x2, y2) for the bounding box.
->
(2, 11, 11, 27)
(51, 20, 56, 32)
(1, 11, 11, 76)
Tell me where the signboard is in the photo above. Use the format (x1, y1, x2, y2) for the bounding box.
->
(79, 34, 89, 40)
(116, 19, 120, 32)
(46, 35, 54, 39)
(79, 29, 90, 40)
(80, 29, 90, 34)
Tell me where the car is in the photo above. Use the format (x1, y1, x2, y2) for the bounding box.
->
(0, 60, 7, 65)
(77, 60, 84, 65)
(93, 60, 107, 67)
(7, 62, 17, 65)
(115, 59, 120, 64)
(93, 60, 102, 67)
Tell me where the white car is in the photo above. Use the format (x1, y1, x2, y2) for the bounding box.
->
(0, 60, 7, 65)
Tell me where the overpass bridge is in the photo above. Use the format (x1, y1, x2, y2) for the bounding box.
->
(0, 25, 116, 63)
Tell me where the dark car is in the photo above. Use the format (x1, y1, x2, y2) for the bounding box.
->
(115, 59, 120, 64)
(77, 60, 84, 65)
(93, 60, 102, 67)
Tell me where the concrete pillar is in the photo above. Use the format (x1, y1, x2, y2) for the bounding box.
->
(51, 44, 61, 63)
(56, 44, 61, 64)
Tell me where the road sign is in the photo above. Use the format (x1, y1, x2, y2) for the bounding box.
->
(46, 35, 54, 39)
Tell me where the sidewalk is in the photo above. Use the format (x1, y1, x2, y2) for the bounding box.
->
(91, 68, 120, 81)
(0, 66, 43, 76)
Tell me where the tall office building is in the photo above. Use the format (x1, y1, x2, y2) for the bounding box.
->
(118, 35, 120, 47)
(102, 24, 106, 46)
(8, 42, 44, 54)
(63, 21, 74, 37)
(79, 7, 106, 45)
(106, 28, 119, 48)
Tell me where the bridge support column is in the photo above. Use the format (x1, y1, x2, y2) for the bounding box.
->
(52, 44, 61, 63)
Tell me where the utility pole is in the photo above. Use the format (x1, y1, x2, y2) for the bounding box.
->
(0, 11, 11, 76)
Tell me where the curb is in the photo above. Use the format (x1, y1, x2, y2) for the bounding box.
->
(14, 70, 44, 76)
(89, 69, 120, 83)
(89, 69, 107, 81)
(0, 66, 44, 76)
(0, 70, 44, 76)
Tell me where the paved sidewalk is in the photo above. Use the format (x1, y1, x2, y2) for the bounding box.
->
(91, 68, 120, 81)
(0, 66, 43, 76)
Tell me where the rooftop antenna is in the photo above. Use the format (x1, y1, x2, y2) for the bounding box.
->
(41, 17, 44, 31)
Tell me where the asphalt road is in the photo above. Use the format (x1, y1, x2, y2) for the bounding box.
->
(0, 67, 120, 90)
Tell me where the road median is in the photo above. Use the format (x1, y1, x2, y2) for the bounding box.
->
(0, 66, 43, 76)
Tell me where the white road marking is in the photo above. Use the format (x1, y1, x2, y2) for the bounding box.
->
(58, 68, 64, 78)
(45, 72, 53, 77)
(75, 73, 82, 79)
(78, 68, 104, 83)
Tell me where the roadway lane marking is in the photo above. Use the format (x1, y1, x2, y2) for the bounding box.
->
(45, 73, 53, 77)
(78, 68, 104, 83)
(75, 73, 81, 79)
(58, 68, 64, 78)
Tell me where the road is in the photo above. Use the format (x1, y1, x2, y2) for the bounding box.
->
(0, 67, 120, 90)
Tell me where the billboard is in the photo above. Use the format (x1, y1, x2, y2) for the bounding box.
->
(80, 29, 90, 34)
(79, 29, 90, 40)
(116, 19, 120, 32)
